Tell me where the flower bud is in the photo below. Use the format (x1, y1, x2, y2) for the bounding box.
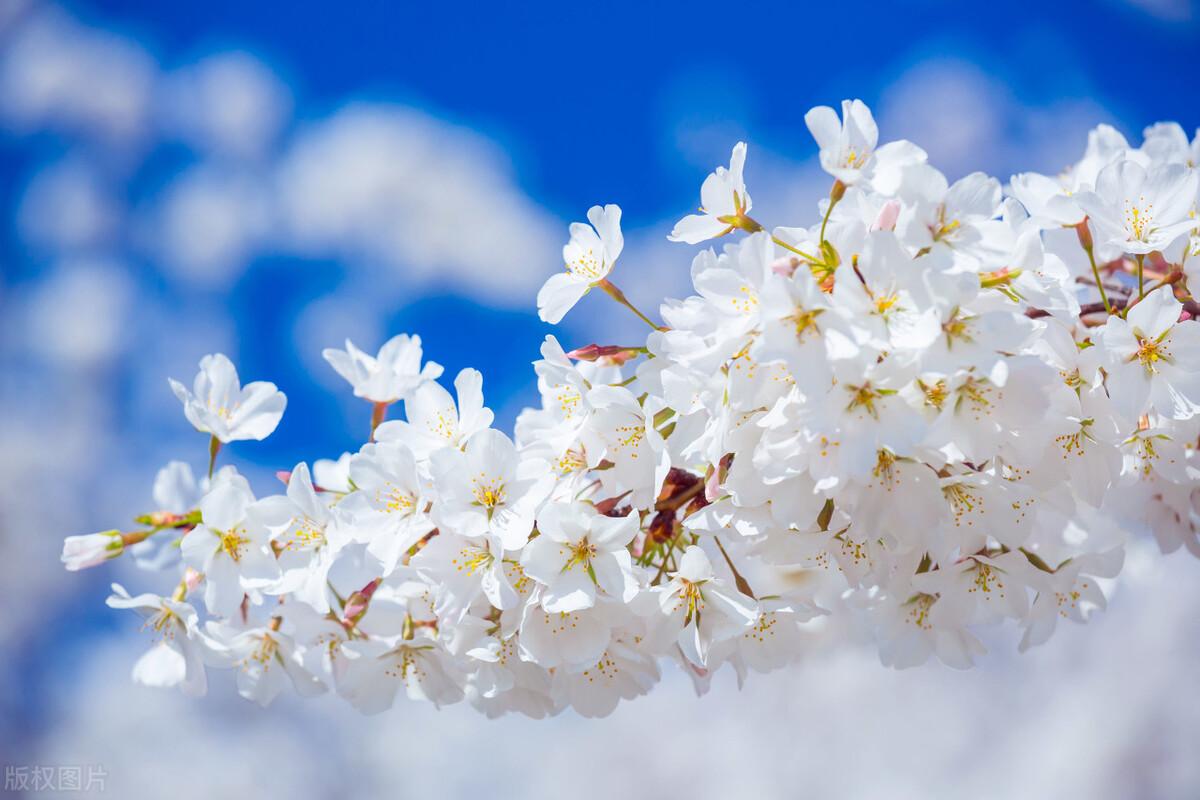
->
(61, 530, 124, 571)
(342, 577, 383, 626)
(566, 344, 641, 365)
(871, 200, 901, 232)
(770, 256, 801, 277)
(829, 178, 847, 204)
(1075, 219, 1094, 251)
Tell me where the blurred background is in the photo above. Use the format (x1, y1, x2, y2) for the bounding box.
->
(1, 0, 1199, 797)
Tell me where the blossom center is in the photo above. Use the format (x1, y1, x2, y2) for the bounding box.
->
(567, 247, 606, 281)
(1134, 334, 1170, 373)
(1124, 196, 1155, 241)
(451, 545, 494, 576)
(471, 475, 506, 510)
(562, 539, 598, 572)
(220, 527, 250, 562)
(787, 306, 823, 341)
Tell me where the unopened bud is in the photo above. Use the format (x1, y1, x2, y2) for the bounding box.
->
(593, 491, 631, 516)
(343, 577, 383, 625)
(871, 200, 901, 232)
(184, 567, 204, 593)
(61, 530, 123, 571)
(829, 179, 847, 204)
(771, 256, 801, 277)
(705, 453, 735, 503)
(1075, 219, 1094, 251)
(567, 344, 605, 361)
(567, 344, 642, 365)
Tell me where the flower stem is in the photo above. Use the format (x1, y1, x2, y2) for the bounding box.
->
(1124, 270, 1183, 315)
(370, 401, 389, 442)
(1136, 253, 1145, 300)
(598, 279, 664, 331)
(819, 179, 846, 245)
(1087, 251, 1113, 316)
(714, 536, 756, 599)
(1077, 219, 1112, 316)
(207, 435, 221, 479)
(771, 235, 820, 263)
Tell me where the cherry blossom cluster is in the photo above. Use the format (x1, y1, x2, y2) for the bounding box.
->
(63, 101, 1200, 717)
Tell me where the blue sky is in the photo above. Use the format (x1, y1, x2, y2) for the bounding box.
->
(67, 0, 1200, 218)
(1, 1, 1199, 794)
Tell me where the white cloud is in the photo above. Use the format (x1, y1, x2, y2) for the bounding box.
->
(274, 104, 561, 305)
(1114, 0, 1196, 21)
(290, 292, 385, 419)
(159, 51, 292, 160)
(145, 164, 275, 288)
(878, 59, 1114, 179)
(0, 7, 156, 147)
(0, 6, 567, 307)
(18, 156, 122, 251)
(18, 258, 135, 368)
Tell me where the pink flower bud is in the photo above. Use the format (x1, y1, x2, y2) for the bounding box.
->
(770, 256, 800, 277)
(871, 200, 901, 232)
(567, 344, 613, 361)
(567, 344, 641, 365)
(184, 568, 204, 593)
(342, 577, 383, 624)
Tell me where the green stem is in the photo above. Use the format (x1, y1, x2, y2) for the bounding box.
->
(207, 435, 221, 479)
(651, 529, 681, 586)
(1136, 253, 1145, 300)
(819, 180, 845, 245)
(1084, 245, 1113, 315)
(770, 235, 820, 264)
(714, 536, 756, 599)
(598, 279, 664, 331)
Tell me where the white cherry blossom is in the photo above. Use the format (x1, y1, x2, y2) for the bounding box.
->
(521, 502, 639, 612)
(669, 142, 751, 244)
(107, 583, 209, 696)
(169, 353, 286, 442)
(181, 471, 285, 618)
(322, 333, 443, 404)
(1076, 159, 1199, 255)
(431, 428, 552, 550)
(375, 367, 493, 457)
(1100, 286, 1200, 422)
(537, 204, 623, 323)
(66, 103, 1200, 719)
